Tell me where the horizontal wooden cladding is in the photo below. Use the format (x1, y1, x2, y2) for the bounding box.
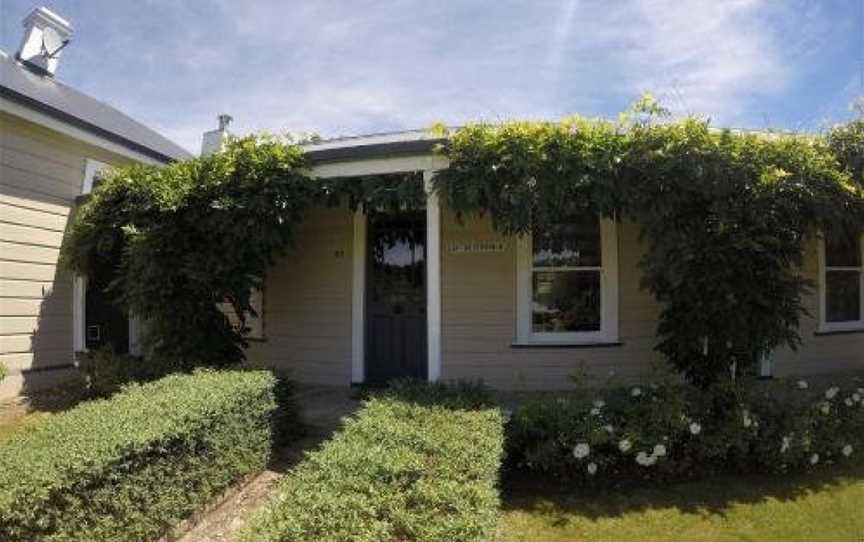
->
(0, 297, 71, 317)
(259, 207, 354, 385)
(1, 165, 83, 202)
(0, 202, 70, 232)
(0, 145, 86, 190)
(0, 278, 70, 299)
(440, 217, 660, 389)
(0, 315, 72, 336)
(0, 241, 61, 265)
(1, 124, 95, 171)
(0, 184, 73, 214)
(0, 261, 62, 282)
(0, 331, 69, 354)
(0, 221, 65, 248)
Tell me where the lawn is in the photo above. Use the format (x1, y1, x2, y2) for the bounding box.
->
(498, 463, 864, 542)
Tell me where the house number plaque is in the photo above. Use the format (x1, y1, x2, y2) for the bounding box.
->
(447, 240, 506, 254)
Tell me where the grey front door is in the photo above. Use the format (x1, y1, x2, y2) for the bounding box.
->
(365, 210, 427, 384)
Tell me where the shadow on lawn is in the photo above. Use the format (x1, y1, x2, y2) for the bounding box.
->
(500, 461, 864, 524)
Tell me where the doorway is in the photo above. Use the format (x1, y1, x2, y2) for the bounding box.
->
(364, 210, 427, 383)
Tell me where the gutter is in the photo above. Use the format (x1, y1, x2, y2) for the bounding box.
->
(0, 84, 179, 164)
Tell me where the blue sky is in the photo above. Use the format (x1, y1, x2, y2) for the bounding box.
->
(1, 0, 862, 153)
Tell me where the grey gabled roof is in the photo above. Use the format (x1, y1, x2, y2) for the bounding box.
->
(303, 130, 446, 163)
(0, 52, 190, 163)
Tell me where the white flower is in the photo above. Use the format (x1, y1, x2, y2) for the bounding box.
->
(593, 399, 606, 409)
(689, 422, 702, 435)
(590, 408, 601, 416)
(743, 411, 753, 428)
(618, 439, 633, 453)
(587, 462, 598, 476)
(858, 387, 864, 396)
(820, 402, 831, 415)
(810, 453, 820, 465)
(631, 387, 642, 398)
(845, 398, 854, 407)
(843, 445, 854, 457)
(653, 444, 667, 457)
(603, 424, 615, 434)
(573, 443, 591, 459)
(635, 451, 656, 466)
(826, 387, 840, 400)
(797, 380, 809, 390)
(501, 409, 513, 424)
(853, 393, 861, 403)
(780, 436, 791, 454)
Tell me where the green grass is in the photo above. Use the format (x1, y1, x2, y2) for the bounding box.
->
(0, 410, 49, 441)
(498, 463, 864, 542)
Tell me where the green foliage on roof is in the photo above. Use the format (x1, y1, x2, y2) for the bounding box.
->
(435, 102, 864, 386)
(61, 97, 864, 386)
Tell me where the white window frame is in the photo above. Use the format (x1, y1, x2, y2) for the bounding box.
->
(818, 232, 864, 332)
(82, 158, 108, 195)
(516, 217, 619, 345)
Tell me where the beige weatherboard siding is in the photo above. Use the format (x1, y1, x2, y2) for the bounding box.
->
(249, 207, 355, 385)
(0, 112, 132, 398)
(257, 176, 862, 389)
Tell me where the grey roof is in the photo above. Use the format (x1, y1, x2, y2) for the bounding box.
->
(304, 130, 446, 163)
(0, 52, 190, 162)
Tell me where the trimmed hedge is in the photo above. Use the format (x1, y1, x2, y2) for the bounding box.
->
(0, 370, 277, 542)
(242, 388, 504, 542)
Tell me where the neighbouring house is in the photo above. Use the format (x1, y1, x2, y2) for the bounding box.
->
(229, 131, 863, 390)
(0, 7, 189, 399)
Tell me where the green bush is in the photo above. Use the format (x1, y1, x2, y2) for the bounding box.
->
(0, 370, 278, 542)
(507, 377, 864, 484)
(242, 391, 505, 542)
(77, 347, 174, 398)
(0, 362, 6, 383)
(383, 377, 495, 409)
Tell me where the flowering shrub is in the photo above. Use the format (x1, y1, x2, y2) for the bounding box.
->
(506, 377, 864, 483)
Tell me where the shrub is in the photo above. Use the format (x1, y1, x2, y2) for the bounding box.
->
(507, 377, 864, 484)
(0, 370, 278, 542)
(0, 362, 6, 383)
(76, 347, 174, 398)
(242, 389, 504, 542)
(384, 377, 495, 409)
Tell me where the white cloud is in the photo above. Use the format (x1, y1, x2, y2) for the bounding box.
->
(22, 0, 827, 152)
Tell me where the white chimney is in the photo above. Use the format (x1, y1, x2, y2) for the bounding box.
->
(17, 7, 73, 77)
(200, 114, 233, 156)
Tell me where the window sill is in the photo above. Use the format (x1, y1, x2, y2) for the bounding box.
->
(814, 327, 864, 337)
(511, 341, 623, 349)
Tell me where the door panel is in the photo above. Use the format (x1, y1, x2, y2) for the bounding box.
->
(365, 210, 427, 384)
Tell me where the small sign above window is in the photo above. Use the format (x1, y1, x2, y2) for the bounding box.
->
(447, 240, 506, 254)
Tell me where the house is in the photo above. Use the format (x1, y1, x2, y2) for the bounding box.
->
(0, 7, 189, 399)
(234, 130, 864, 390)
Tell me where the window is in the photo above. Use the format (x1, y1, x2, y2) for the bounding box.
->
(82, 158, 108, 195)
(821, 230, 864, 331)
(517, 215, 618, 344)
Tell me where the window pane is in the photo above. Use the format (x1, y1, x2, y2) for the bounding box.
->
(533, 215, 601, 267)
(826, 232, 861, 267)
(532, 271, 601, 332)
(826, 270, 861, 323)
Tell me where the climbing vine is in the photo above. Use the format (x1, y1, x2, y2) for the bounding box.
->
(63, 103, 864, 386)
(62, 136, 424, 368)
(435, 112, 864, 386)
